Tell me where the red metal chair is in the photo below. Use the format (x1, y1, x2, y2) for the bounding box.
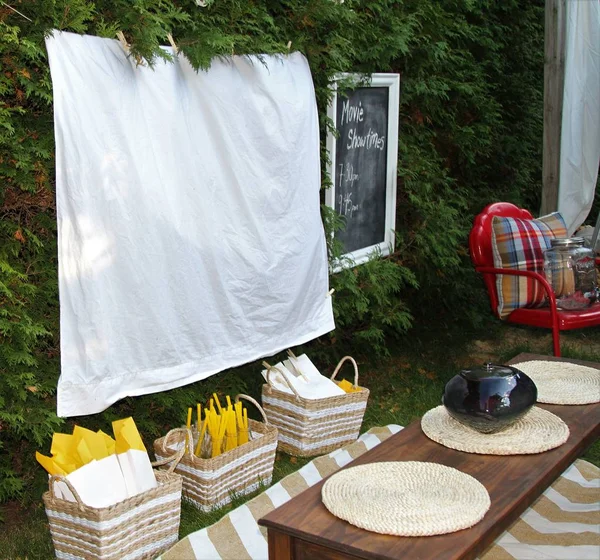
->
(469, 202, 600, 356)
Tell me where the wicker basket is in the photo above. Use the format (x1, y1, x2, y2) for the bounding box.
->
(43, 460, 183, 560)
(153, 394, 278, 512)
(261, 355, 369, 457)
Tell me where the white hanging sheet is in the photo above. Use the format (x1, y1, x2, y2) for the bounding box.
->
(46, 31, 335, 417)
(557, 0, 600, 235)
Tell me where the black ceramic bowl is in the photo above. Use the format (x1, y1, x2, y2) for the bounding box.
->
(442, 363, 537, 434)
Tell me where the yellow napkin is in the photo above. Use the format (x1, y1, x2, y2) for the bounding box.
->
(112, 417, 146, 453)
(73, 426, 110, 462)
(337, 379, 361, 393)
(47, 433, 81, 472)
(36, 418, 146, 483)
(35, 452, 67, 476)
(46, 427, 113, 473)
(98, 430, 117, 456)
(51, 433, 77, 459)
(76, 437, 94, 465)
(51, 452, 78, 474)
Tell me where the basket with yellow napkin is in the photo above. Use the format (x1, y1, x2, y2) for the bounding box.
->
(37, 417, 182, 560)
(261, 352, 369, 457)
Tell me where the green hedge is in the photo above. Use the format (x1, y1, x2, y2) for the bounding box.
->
(0, 0, 545, 502)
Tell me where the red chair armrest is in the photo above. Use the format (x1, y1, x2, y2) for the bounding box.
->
(475, 266, 561, 339)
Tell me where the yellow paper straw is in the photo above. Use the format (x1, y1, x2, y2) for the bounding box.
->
(186, 407, 192, 451)
(212, 393, 223, 413)
(212, 410, 220, 436)
(195, 409, 208, 456)
(220, 412, 227, 437)
(225, 410, 237, 451)
(206, 408, 219, 457)
(239, 407, 248, 445)
(212, 414, 226, 458)
(235, 401, 243, 429)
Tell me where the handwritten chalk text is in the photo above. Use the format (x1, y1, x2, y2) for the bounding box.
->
(346, 127, 385, 151)
(340, 99, 364, 126)
(338, 163, 359, 190)
(338, 192, 359, 218)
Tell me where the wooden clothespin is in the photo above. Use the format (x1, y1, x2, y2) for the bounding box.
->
(167, 33, 179, 54)
(116, 31, 130, 54)
(116, 31, 145, 66)
(287, 41, 292, 51)
(117, 31, 131, 55)
(327, 288, 335, 297)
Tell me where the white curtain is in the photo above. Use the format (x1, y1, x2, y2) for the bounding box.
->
(558, 0, 600, 235)
(46, 32, 335, 417)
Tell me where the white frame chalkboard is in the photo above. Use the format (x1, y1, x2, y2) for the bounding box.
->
(325, 73, 400, 269)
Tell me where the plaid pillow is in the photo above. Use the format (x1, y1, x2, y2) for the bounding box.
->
(492, 212, 567, 319)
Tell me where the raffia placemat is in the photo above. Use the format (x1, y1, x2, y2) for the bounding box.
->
(421, 406, 569, 455)
(512, 360, 600, 405)
(321, 461, 490, 537)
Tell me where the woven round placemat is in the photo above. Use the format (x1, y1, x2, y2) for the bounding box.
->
(512, 360, 600, 405)
(421, 406, 569, 455)
(321, 461, 490, 537)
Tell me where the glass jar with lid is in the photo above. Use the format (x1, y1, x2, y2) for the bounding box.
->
(543, 237, 597, 310)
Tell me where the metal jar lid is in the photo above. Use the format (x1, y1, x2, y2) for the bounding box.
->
(550, 237, 585, 248)
(459, 362, 521, 381)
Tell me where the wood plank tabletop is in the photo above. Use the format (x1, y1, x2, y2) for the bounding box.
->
(258, 353, 600, 560)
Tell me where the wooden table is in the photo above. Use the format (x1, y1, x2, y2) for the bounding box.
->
(258, 353, 600, 560)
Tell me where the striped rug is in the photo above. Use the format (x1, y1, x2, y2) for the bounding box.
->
(158, 425, 600, 560)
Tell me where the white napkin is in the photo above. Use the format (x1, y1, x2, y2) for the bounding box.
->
(53, 454, 129, 508)
(262, 355, 345, 400)
(117, 449, 157, 498)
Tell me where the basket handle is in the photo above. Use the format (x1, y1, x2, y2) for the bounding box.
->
(154, 427, 193, 467)
(330, 356, 360, 388)
(235, 393, 270, 424)
(262, 361, 301, 401)
(285, 350, 310, 382)
(49, 475, 86, 511)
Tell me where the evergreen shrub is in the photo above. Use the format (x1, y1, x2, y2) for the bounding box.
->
(0, 0, 546, 502)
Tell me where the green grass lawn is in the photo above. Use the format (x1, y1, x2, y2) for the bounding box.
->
(1, 324, 599, 559)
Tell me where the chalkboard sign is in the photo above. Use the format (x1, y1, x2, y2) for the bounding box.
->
(326, 74, 400, 268)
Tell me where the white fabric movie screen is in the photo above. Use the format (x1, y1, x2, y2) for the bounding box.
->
(46, 31, 334, 417)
